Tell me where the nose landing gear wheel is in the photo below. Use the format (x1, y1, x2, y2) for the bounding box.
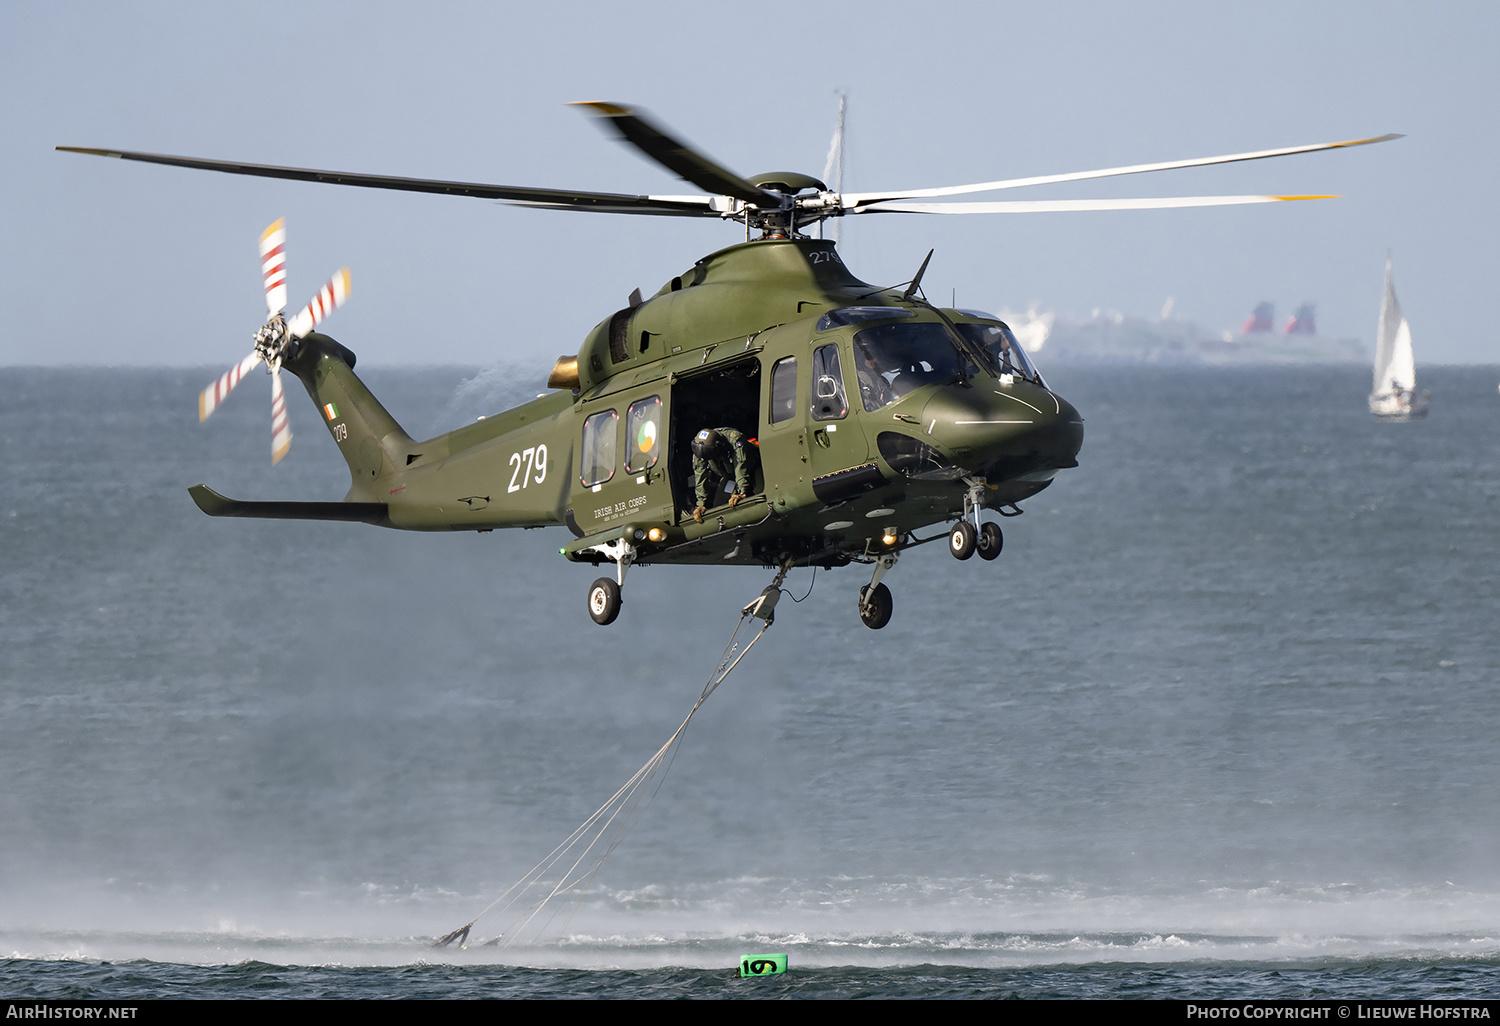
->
(858, 582, 893, 629)
(976, 521, 1004, 561)
(587, 577, 622, 625)
(949, 521, 977, 560)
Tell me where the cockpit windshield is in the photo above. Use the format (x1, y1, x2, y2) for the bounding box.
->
(851, 322, 967, 412)
(954, 321, 1046, 387)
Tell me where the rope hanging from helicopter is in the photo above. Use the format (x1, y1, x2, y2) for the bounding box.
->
(432, 565, 795, 950)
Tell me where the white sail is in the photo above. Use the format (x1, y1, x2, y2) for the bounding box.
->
(1373, 259, 1414, 392)
(1369, 256, 1427, 418)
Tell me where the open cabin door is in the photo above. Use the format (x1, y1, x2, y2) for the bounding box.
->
(666, 356, 764, 520)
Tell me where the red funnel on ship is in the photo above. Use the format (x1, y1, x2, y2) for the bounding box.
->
(1241, 301, 1274, 333)
(1283, 302, 1317, 335)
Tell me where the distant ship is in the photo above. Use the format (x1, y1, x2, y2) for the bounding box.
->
(1368, 257, 1429, 420)
(1010, 299, 1363, 366)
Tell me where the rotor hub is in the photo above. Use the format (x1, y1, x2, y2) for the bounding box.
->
(253, 314, 291, 366)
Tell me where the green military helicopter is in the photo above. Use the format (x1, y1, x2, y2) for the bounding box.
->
(60, 105, 1396, 628)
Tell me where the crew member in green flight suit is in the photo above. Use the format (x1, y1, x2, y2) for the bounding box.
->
(690, 427, 755, 524)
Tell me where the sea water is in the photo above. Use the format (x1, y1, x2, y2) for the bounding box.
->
(1, 364, 1498, 999)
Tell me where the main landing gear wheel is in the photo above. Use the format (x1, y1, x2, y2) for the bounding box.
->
(949, 521, 977, 560)
(976, 521, 1004, 561)
(587, 577, 622, 625)
(858, 582, 893, 630)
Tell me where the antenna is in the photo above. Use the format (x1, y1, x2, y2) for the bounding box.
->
(902, 249, 934, 302)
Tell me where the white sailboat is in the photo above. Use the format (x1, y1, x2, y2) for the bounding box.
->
(1369, 256, 1429, 419)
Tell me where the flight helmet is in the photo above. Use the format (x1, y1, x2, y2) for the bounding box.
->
(691, 428, 722, 460)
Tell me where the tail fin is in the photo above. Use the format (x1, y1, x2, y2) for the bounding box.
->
(283, 333, 415, 501)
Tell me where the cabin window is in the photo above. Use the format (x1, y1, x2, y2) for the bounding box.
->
(624, 396, 662, 473)
(810, 345, 848, 421)
(580, 409, 618, 487)
(769, 357, 797, 424)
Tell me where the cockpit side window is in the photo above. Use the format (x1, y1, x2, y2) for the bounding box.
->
(810, 345, 848, 421)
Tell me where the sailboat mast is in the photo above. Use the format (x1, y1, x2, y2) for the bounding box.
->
(823, 91, 846, 245)
(1374, 258, 1393, 391)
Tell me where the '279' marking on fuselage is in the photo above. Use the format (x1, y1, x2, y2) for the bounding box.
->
(508, 445, 548, 493)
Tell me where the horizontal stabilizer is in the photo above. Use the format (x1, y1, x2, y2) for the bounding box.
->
(188, 484, 388, 524)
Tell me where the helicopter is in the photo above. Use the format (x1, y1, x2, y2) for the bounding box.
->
(59, 104, 1396, 628)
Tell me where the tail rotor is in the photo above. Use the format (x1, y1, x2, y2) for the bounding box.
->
(197, 218, 351, 464)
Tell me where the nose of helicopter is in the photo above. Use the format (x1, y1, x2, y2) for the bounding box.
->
(919, 382, 1084, 479)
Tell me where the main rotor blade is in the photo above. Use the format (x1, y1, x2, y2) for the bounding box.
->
(842, 134, 1401, 206)
(570, 102, 783, 208)
(199, 351, 263, 422)
(55, 147, 717, 216)
(857, 194, 1336, 215)
(260, 218, 287, 316)
(287, 268, 351, 339)
(501, 197, 720, 217)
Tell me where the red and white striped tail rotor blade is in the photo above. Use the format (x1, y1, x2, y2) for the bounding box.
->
(287, 268, 351, 339)
(199, 351, 263, 422)
(259, 218, 288, 316)
(270, 364, 293, 465)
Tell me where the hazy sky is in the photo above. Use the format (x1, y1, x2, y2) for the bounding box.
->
(4, 0, 1495, 368)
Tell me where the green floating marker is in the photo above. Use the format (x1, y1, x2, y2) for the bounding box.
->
(738, 953, 787, 978)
